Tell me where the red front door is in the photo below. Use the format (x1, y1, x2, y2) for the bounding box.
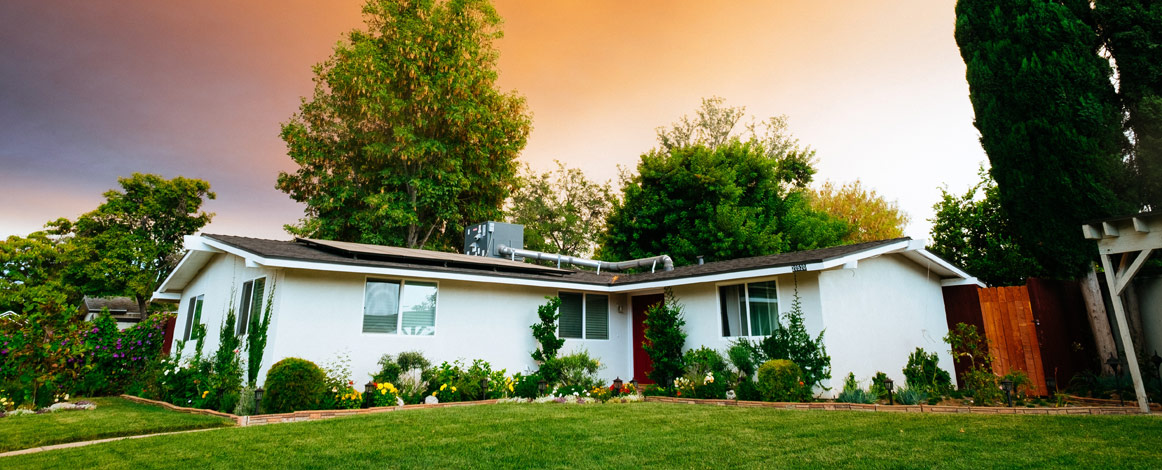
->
(632, 294, 665, 384)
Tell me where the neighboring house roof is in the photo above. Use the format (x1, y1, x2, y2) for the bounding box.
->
(81, 296, 141, 314)
(153, 233, 982, 301)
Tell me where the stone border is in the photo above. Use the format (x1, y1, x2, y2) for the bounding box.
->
(120, 394, 500, 426)
(644, 396, 1147, 415)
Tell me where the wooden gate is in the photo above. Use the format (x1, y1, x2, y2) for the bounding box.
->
(977, 286, 1047, 397)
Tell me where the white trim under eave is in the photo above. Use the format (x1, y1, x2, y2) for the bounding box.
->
(150, 292, 182, 303)
(174, 236, 976, 294)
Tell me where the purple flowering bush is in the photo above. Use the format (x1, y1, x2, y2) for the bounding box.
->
(76, 313, 169, 395)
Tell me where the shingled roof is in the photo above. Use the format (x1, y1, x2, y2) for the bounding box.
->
(201, 234, 917, 287)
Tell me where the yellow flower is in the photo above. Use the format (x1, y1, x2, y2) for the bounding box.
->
(440, 384, 447, 391)
(450, 386, 457, 392)
(432, 391, 438, 396)
(201, 391, 209, 398)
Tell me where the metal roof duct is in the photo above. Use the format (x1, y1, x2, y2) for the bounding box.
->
(498, 244, 673, 273)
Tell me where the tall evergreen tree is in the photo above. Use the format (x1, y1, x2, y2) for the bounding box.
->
(955, 0, 1131, 279)
(1096, 0, 1162, 210)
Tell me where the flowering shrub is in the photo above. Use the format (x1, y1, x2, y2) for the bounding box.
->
(263, 357, 326, 413)
(333, 386, 363, 409)
(511, 372, 543, 399)
(756, 359, 811, 402)
(371, 382, 400, 407)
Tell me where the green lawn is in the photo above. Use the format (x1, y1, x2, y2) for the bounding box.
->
(0, 397, 232, 453)
(4, 402, 1161, 469)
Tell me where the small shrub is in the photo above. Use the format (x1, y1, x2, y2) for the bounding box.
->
(736, 376, 761, 401)
(727, 339, 764, 378)
(531, 297, 566, 383)
(684, 347, 729, 377)
(835, 373, 876, 404)
(263, 357, 326, 413)
(895, 386, 928, 405)
(371, 354, 403, 384)
(512, 372, 543, 398)
(756, 359, 809, 402)
(642, 290, 687, 388)
(869, 371, 891, 400)
(1002, 370, 1032, 401)
(903, 347, 952, 396)
(370, 382, 400, 407)
(395, 351, 431, 373)
(234, 386, 256, 416)
(396, 368, 428, 404)
(557, 351, 602, 390)
(319, 353, 357, 409)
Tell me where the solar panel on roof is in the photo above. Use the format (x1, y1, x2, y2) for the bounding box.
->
(297, 238, 571, 274)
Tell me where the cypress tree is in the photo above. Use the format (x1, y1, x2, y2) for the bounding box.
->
(1096, 0, 1162, 210)
(955, 0, 1131, 279)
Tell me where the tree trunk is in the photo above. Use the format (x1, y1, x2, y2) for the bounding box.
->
(1124, 281, 1147, 357)
(1080, 267, 1118, 371)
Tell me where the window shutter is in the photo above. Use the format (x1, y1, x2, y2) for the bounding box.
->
(250, 278, 266, 325)
(237, 281, 253, 336)
(585, 294, 609, 340)
(558, 292, 583, 339)
(363, 280, 400, 333)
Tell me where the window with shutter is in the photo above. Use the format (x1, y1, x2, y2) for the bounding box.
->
(558, 292, 584, 339)
(585, 294, 609, 340)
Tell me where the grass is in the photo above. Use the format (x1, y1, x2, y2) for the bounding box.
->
(0, 397, 232, 453)
(4, 402, 1162, 469)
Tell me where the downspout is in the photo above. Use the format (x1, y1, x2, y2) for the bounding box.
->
(497, 245, 674, 273)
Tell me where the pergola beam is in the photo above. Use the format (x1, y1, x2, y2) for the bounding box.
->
(1099, 254, 1150, 413)
(1114, 249, 1153, 296)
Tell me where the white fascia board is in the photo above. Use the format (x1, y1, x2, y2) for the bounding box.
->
(150, 292, 182, 303)
(940, 277, 986, 288)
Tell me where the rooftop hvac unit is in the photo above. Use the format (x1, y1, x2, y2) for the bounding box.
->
(464, 221, 524, 259)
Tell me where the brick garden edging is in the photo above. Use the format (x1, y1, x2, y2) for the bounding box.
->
(119, 394, 500, 426)
(644, 396, 1147, 415)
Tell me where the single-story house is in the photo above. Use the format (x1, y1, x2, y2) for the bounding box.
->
(152, 229, 982, 396)
(80, 296, 145, 330)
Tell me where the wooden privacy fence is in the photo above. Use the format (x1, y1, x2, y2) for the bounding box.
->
(977, 286, 1047, 397)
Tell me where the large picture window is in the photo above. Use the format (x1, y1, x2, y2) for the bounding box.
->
(720, 280, 778, 337)
(363, 279, 437, 335)
(182, 294, 204, 341)
(237, 277, 266, 336)
(558, 292, 608, 340)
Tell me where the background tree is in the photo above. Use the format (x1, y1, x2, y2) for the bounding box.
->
(277, 0, 531, 251)
(1096, 0, 1162, 210)
(601, 100, 848, 265)
(811, 180, 910, 243)
(48, 173, 214, 314)
(0, 232, 76, 314)
(507, 162, 616, 257)
(928, 168, 1044, 286)
(955, 0, 1132, 279)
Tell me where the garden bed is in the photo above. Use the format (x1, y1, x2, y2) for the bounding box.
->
(0, 397, 232, 453)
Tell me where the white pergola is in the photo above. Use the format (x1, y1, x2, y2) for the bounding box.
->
(1083, 212, 1162, 413)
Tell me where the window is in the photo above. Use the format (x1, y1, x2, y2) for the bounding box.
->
(182, 294, 204, 341)
(720, 280, 778, 337)
(237, 277, 266, 336)
(362, 279, 437, 335)
(558, 292, 608, 340)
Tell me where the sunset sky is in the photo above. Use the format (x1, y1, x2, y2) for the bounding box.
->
(0, 1, 984, 242)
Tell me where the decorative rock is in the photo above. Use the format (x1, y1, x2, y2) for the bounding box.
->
(725, 390, 737, 400)
(396, 396, 405, 407)
(424, 395, 439, 405)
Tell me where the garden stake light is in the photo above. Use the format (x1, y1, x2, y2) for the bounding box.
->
(254, 388, 264, 414)
(1001, 378, 1014, 407)
(1107, 355, 1124, 407)
(480, 377, 489, 401)
(364, 381, 375, 408)
(612, 377, 623, 392)
(538, 379, 547, 397)
(885, 377, 894, 405)
(629, 378, 637, 391)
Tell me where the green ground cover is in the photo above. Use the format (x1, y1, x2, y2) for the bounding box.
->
(4, 402, 1161, 469)
(0, 397, 232, 453)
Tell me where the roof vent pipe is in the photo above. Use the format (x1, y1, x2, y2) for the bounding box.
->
(497, 245, 674, 273)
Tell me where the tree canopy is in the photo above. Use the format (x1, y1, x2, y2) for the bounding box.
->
(955, 0, 1132, 279)
(0, 231, 76, 314)
(507, 162, 616, 258)
(928, 168, 1044, 287)
(811, 180, 909, 243)
(47, 173, 214, 313)
(277, 0, 531, 251)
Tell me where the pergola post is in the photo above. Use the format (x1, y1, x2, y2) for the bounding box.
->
(1084, 214, 1162, 414)
(1099, 252, 1151, 413)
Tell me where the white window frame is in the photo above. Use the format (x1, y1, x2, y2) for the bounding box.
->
(236, 276, 266, 337)
(361, 276, 439, 336)
(182, 294, 205, 342)
(715, 276, 780, 339)
(557, 291, 609, 341)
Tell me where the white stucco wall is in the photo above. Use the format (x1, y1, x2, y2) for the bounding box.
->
(172, 254, 282, 361)
(249, 267, 630, 386)
(1136, 276, 1162, 361)
(817, 254, 954, 396)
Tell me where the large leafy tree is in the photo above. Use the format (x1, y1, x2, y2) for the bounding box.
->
(1096, 0, 1162, 210)
(277, 0, 531, 250)
(955, 0, 1132, 279)
(929, 168, 1044, 286)
(811, 180, 910, 243)
(48, 173, 214, 314)
(0, 232, 76, 314)
(507, 162, 616, 257)
(601, 100, 847, 265)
